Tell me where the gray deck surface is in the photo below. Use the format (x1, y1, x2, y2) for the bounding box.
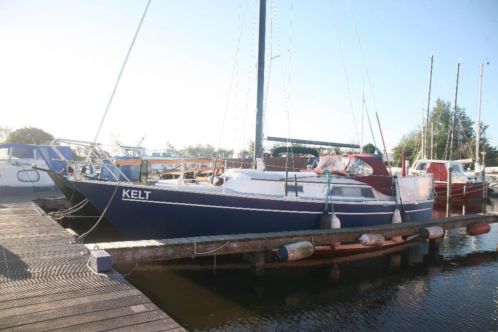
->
(0, 201, 184, 331)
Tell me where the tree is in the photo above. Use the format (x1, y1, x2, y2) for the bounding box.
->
(0, 127, 11, 143)
(362, 143, 377, 154)
(182, 144, 233, 158)
(478, 124, 498, 166)
(238, 140, 255, 158)
(6, 127, 54, 144)
(393, 99, 497, 166)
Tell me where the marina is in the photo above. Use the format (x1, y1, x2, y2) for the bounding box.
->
(1, 0, 498, 330)
(0, 194, 497, 330)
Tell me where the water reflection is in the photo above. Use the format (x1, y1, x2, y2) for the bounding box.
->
(125, 251, 498, 331)
(432, 198, 486, 218)
(120, 198, 498, 331)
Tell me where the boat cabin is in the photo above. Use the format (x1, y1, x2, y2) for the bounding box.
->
(317, 154, 393, 196)
(411, 159, 470, 183)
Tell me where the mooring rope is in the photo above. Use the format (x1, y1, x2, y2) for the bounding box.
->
(193, 241, 231, 257)
(86, 257, 110, 278)
(77, 185, 120, 242)
(49, 199, 90, 220)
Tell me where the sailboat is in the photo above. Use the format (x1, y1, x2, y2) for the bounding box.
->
(60, 0, 434, 240)
(409, 61, 487, 209)
(410, 159, 486, 209)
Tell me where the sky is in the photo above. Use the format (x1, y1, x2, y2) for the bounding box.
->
(0, 0, 497, 156)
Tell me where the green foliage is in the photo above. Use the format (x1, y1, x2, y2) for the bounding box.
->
(392, 130, 421, 165)
(393, 99, 497, 166)
(238, 140, 255, 158)
(182, 144, 233, 158)
(6, 127, 54, 144)
(362, 143, 377, 154)
(479, 124, 498, 166)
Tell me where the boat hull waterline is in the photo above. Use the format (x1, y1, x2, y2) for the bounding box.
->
(69, 180, 433, 240)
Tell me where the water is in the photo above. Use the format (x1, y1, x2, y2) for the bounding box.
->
(116, 199, 498, 331)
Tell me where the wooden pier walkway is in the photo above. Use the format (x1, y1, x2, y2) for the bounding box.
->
(0, 201, 184, 331)
(88, 213, 498, 265)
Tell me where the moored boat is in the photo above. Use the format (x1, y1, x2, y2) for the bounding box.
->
(65, 154, 433, 240)
(57, 0, 434, 242)
(0, 143, 72, 193)
(410, 159, 487, 207)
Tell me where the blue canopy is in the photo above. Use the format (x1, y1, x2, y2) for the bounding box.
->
(0, 144, 74, 172)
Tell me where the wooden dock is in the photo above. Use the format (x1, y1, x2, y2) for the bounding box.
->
(88, 213, 498, 266)
(0, 201, 185, 331)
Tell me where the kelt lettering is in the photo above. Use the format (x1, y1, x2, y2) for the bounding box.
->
(122, 189, 151, 200)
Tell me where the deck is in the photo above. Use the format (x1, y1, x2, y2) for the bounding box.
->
(0, 201, 184, 331)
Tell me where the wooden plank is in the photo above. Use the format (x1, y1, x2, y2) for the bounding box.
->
(1, 295, 151, 330)
(89, 213, 498, 264)
(0, 202, 184, 331)
(51, 310, 169, 331)
(0, 273, 127, 302)
(4, 303, 162, 331)
(114, 159, 142, 166)
(111, 319, 183, 331)
(0, 235, 74, 248)
(0, 283, 134, 311)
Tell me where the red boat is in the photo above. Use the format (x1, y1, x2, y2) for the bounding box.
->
(410, 159, 487, 208)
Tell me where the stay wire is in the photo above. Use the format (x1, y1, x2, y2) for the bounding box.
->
(331, 1, 360, 147)
(348, 0, 381, 144)
(218, 0, 248, 151)
(285, 1, 295, 170)
(90, 0, 152, 158)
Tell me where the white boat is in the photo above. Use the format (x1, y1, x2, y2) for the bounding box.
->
(0, 144, 72, 193)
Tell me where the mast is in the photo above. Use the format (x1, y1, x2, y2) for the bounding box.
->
(475, 62, 484, 170)
(447, 61, 460, 160)
(424, 55, 434, 159)
(254, 0, 266, 164)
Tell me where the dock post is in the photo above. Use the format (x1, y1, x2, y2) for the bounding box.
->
(328, 263, 341, 280)
(446, 166, 452, 217)
(250, 251, 267, 277)
(389, 254, 402, 271)
(425, 238, 442, 263)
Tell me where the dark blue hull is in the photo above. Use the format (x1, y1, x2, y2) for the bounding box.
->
(70, 180, 433, 240)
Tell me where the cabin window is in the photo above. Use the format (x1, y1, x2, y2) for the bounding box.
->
(17, 170, 40, 182)
(416, 162, 427, 170)
(346, 158, 373, 176)
(11, 146, 34, 159)
(331, 186, 374, 198)
(450, 163, 464, 174)
(286, 185, 303, 193)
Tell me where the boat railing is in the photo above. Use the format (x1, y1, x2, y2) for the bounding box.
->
(46, 144, 133, 184)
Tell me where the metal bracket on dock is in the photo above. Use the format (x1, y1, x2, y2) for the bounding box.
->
(89, 249, 113, 273)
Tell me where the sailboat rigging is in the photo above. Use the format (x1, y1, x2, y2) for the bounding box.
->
(51, 0, 434, 241)
(410, 59, 488, 209)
